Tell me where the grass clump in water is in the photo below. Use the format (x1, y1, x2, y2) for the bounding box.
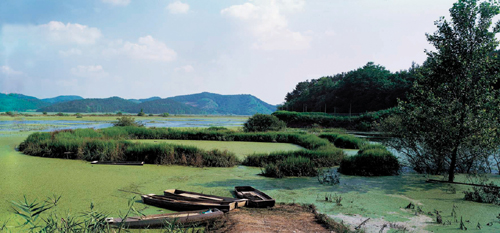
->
(338, 144, 400, 176)
(262, 156, 318, 178)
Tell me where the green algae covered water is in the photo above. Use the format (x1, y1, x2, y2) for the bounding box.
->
(1, 117, 500, 232)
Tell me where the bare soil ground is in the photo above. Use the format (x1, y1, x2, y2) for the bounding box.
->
(214, 204, 335, 233)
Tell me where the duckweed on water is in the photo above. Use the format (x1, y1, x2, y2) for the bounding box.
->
(2, 120, 500, 231)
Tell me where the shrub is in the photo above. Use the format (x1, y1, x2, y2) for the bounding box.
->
(463, 183, 500, 205)
(338, 146, 400, 176)
(244, 114, 286, 132)
(262, 156, 318, 178)
(56, 112, 64, 116)
(148, 113, 154, 116)
(116, 111, 123, 116)
(43, 111, 47, 115)
(161, 113, 170, 117)
(137, 109, 145, 116)
(75, 113, 83, 118)
(319, 133, 367, 149)
(113, 116, 143, 127)
(6, 111, 15, 116)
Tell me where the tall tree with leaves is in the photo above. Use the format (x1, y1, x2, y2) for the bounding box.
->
(386, 0, 500, 182)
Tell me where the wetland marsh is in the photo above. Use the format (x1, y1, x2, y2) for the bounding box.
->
(0, 115, 499, 232)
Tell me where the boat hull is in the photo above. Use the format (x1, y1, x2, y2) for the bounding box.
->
(142, 194, 235, 212)
(234, 186, 275, 208)
(163, 189, 247, 208)
(106, 208, 223, 228)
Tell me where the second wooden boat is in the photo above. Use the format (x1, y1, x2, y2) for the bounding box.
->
(234, 186, 275, 208)
(106, 208, 223, 228)
(164, 189, 247, 208)
(141, 194, 235, 212)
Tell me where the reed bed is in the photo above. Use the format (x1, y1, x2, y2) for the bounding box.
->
(319, 133, 367, 149)
(19, 127, 335, 169)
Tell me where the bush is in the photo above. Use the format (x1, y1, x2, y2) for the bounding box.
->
(43, 111, 47, 115)
(113, 116, 143, 127)
(244, 114, 286, 132)
(463, 183, 500, 205)
(116, 111, 123, 116)
(56, 112, 64, 116)
(338, 146, 400, 176)
(137, 109, 145, 116)
(262, 156, 318, 178)
(75, 113, 83, 118)
(6, 111, 15, 116)
(161, 113, 170, 117)
(319, 133, 367, 149)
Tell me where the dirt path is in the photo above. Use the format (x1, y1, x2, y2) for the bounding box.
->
(214, 204, 335, 233)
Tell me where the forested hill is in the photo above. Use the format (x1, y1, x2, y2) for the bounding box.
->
(4, 92, 276, 115)
(0, 93, 50, 111)
(168, 92, 277, 115)
(281, 62, 418, 113)
(41, 95, 84, 104)
(123, 99, 203, 114)
(37, 97, 137, 113)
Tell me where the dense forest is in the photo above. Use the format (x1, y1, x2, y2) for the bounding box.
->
(280, 62, 419, 114)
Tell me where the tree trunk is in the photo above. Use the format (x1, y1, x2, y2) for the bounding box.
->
(449, 146, 459, 182)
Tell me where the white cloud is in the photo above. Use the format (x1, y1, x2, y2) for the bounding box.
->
(102, 0, 130, 6)
(39, 21, 102, 45)
(175, 65, 194, 73)
(104, 35, 177, 62)
(0, 66, 23, 75)
(71, 65, 108, 79)
(59, 48, 83, 56)
(221, 0, 310, 51)
(167, 1, 190, 14)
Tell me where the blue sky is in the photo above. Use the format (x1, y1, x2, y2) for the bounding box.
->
(0, 0, 458, 104)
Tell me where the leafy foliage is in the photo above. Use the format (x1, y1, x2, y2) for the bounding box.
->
(243, 114, 286, 132)
(113, 116, 143, 127)
(384, 0, 500, 181)
(273, 109, 395, 130)
(280, 62, 418, 114)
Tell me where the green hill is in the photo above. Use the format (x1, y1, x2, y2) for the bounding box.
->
(42, 95, 84, 104)
(37, 97, 136, 113)
(127, 97, 161, 104)
(168, 92, 277, 115)
(124, 99, 203, 114)
(0, 93, 50, 112)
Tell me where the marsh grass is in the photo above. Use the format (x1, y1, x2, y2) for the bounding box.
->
(319, 133, 367, 149)
(19, 127, 335, 168)
(338, 145, 400, 176)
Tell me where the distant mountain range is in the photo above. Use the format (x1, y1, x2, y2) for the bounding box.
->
(0, 92, 276, 115)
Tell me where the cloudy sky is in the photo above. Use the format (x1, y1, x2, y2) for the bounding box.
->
(0, 0, 458, 104)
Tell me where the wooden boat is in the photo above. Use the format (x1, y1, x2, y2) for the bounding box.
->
(164, 189, 247, 208)
(234, 186, 275, 208)
(106, 208, 223, 228)
(90, 161, 144, 166)
(141, 194, 235, 212)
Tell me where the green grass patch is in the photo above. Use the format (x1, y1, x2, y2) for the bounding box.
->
(134, 139, 304, 160)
